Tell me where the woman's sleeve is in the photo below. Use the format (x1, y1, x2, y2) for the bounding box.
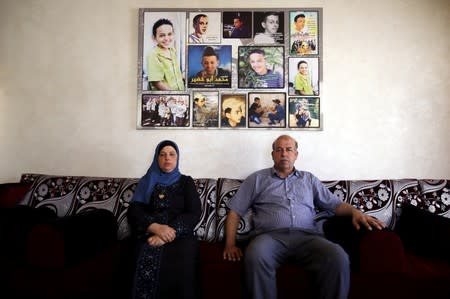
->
(169, 176, 201, 237)
(127, 201, 166, 237)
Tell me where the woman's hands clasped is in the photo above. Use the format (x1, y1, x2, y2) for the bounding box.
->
(147, 223, 176, 247)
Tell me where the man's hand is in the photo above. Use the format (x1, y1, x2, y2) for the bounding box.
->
(352, 209, 386, 231)
(223, 210, 243, 261)
(223, 244, 243, 262)
(335, 202, 387, 231)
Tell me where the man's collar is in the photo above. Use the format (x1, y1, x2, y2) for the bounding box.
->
(271, 167, 299, 178)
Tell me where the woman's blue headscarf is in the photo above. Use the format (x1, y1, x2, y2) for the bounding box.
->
(132, 140, 181, 204)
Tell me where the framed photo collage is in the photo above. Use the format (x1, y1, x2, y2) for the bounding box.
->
(137, 8, 322, 129)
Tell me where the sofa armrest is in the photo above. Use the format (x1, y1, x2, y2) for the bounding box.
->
(26, 209, 118, 269)
(323, 215, 407, 273)
(0, 182, 31, 208)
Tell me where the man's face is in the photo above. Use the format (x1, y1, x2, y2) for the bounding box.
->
(196, 16, 208, 34)
(271, 137, 298, 173)
(154, 24, 174, 49)
(226, 104, 243, 125)
(201, 55, 219, 75)
(233, 18, 242, 29)
(263, 15, 279, 34)
(158, 146, 178, 173)
(196, 98, 206, 107)
(249, 53, 267, 75)
(295, 17, 305, 31)
(298, 62, 308, 75)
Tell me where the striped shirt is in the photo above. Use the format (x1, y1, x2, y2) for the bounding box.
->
(250, 69, 283, 88)
(227, 168, 342, 234)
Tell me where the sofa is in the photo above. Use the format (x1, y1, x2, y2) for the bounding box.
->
(1, 173, 449, 299)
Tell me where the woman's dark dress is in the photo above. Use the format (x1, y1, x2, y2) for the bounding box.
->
(127, 175, 201, 299)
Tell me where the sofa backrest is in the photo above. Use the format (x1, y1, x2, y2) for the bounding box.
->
(214, 178, 450, 242)
(18, 174, 449, 242)
(19, 174, 218, 241)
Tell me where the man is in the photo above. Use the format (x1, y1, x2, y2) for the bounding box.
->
(230, 15, 250, 38)
(253, 11, 281, 44)
(244, 48, 283, 88)
(267, 98, 285, 125)
(193, 96, 210, 126)
(189, 14, 208, 43)
(294, 60, 316, 95)
(189, 46, 231, 88)
(223, 135, 386, 299)
(248, 97, 264, 124)
(221, 96, 246, 128)
(291, 13, 317, 55)
(292, 13, 308, 36)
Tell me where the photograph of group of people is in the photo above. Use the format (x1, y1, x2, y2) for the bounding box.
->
(141, 92, 319, 129)
(138, 8, 322, 129)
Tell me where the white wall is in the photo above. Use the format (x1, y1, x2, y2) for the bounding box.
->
(1, 0, 449, 183)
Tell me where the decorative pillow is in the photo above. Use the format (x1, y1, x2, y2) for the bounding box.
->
(394, 203, 450, 262)
(216, 178, 254, 242)
(193, 178, 218, 241)
(19, 174, 137, 240)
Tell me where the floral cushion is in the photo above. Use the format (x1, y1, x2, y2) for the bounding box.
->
(19, 174, 218, 241)
(215, 178, 253, 242)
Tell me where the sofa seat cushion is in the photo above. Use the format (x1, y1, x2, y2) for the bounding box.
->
(404, 254, 450, 299)
(26, 209, 118, 269)
(406, 254, 450, 278)
(199, 241, 245, 299)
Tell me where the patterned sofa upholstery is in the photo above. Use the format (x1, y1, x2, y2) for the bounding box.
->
(2, 173, 449, 299)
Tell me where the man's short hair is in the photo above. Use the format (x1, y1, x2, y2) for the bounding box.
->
(193, 14, 207, 26)
(248, 48, 265, 57)
(272, 135, 299, 150)
(294, 13, 306, 22)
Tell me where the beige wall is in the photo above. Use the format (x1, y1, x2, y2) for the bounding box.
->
(1, 0, 449, 183)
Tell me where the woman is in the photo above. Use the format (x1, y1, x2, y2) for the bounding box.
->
(127, 140, 201, 299)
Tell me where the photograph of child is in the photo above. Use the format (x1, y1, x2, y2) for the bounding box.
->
(141, 94, 190, 127)
(248, 93, 286, 128)
(288, 97, 320, 128)
(222, 11, 252, 39)
(192, 91, 219, 128)
(220, 94, 246, 128)
(238, 46, 284, 89)
(188, 12, 221, 44)
(253, 11, 284, 44)
(188, 45, 232, 88)
(142, 11, 186, 91)
(288, 57, 319, 96)
(289, 11, 318, 56)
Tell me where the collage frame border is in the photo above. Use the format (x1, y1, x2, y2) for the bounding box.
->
(137, 8, 323, 130)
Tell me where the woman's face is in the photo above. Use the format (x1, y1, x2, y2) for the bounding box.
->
(158, 145, 178, 173)
(263, 15, 279, 34)
(154, 24, 174, 49)
(249, 53, 268, 75)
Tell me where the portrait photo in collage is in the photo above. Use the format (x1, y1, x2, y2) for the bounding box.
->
(137, 8, 322, 130)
